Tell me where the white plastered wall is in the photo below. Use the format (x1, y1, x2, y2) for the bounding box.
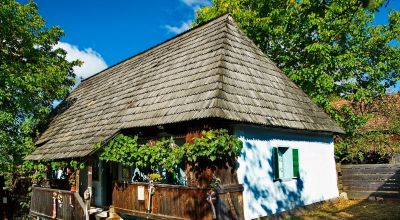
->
(234, 124, 339, 219)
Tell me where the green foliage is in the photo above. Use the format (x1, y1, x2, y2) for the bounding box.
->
(194, 0, 400, 133)
(69, 172, 76, 186)
(31, 162, 48, 185)
(335, 93, 400, 163)
(209, 175, 221, 189)
(97, 134, 184, 174)
(97, 129, 243, 183)
(331, 105, 369, 134)
(97, 135, 140, 166)
(335, 131, 399, 163)
(0, 0, 80, 178)
(147, 173, 162, 182)
(20, 160, 85, 185)
(184, 129, 243, 163)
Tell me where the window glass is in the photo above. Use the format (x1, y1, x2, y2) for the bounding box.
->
(278, 147, 294, 179)
(274, 147, 299, 180)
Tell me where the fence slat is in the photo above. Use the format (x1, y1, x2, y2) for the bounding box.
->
(340, 164, 400, 200)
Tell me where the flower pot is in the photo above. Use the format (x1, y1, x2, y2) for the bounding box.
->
(70, 185, 76, 192)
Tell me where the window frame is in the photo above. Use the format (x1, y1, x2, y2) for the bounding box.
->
(273, 146, 300, 181)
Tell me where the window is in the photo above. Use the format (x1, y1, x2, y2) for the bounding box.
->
(273, 147, 299, 180)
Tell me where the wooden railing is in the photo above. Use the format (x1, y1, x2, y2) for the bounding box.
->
(30, 186, 86, 220)
(112, 182, 244, 220)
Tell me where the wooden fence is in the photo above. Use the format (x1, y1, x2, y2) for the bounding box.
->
(30, 186, 86, 220)
(112, 182, 244, 220)
(339, 164, 400, 200)
(336, 163, 343, 193)
(0, 176, 10, 219)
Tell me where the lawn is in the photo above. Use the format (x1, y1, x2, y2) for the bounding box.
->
(286, 199, 400, 220)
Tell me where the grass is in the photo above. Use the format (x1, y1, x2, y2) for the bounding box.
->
(286, 199, 400, 220)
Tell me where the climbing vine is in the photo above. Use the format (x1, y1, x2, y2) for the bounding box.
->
(97, 135, 183, 173)
(184, 129, 243, 163)
(22, 160, 85, 185)
(97, 129, 243, 182)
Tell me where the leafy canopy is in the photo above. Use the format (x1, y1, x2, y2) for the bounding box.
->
(194, 0, 400, 133)
(335, 93, 400, 163)
(0, 0, 79, 175)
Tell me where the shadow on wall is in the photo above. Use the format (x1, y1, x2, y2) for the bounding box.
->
(242, 142, 305, 216)
(240, 129, 333, 145)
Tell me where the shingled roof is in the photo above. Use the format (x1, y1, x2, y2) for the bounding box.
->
(26, 14, 343, 160)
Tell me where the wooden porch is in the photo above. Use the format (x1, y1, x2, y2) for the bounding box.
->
(30, 186, 87, 220)
(111, 182, 244, 220)
(29, 182, 244, 220)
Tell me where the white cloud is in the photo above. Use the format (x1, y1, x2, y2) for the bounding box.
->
(165, 20, 192, 34)
(56, 42, 108, 80)
(164, 0, 211, 35)
(182, 0, 211, 12)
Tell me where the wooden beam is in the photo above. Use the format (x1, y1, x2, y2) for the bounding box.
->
(76, 169, 80, 193)
(87, 158, 93, 207)
(113, 207, 185, 220)
(87, 159, 93, 189)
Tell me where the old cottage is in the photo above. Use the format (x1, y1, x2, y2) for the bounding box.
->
(27, 14, 343, 220)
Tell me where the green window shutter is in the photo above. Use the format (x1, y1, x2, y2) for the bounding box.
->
(273, 147, 280, 180)
(292, 148, 300, 178)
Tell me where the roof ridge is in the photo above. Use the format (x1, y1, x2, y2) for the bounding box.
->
(222, 16, 315, 103)
(210, 14, 232, 116)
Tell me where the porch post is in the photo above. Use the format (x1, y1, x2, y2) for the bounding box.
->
(87, 160, 92, 192)
(76, 169, 80, 193)
(85, 158, 93, 218)
(87, 158, 93, 201)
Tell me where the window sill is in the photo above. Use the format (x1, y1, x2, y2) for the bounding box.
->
(274, 177, 299, 182)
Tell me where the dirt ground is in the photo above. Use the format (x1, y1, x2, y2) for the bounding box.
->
(287, 199, 400, 220)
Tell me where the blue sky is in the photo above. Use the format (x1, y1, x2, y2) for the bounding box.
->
(24, 0, 211, 76)
(21, 0, 399, 91)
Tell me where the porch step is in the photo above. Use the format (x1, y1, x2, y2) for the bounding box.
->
(89, 206, 104, 215)
(89, 207, 109, 220)
(95, 211, 109, 220)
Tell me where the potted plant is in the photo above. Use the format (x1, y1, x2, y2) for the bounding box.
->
(209, 175, 221, 189)
(147, 173, 162, 183)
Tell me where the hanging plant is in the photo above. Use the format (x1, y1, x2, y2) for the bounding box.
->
(147, 173, 162, 182)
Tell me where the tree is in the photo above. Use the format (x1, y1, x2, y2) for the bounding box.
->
(334, 93, 400, 163)
(0, 0, 79, 178)
(194, 0, 400, 133)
